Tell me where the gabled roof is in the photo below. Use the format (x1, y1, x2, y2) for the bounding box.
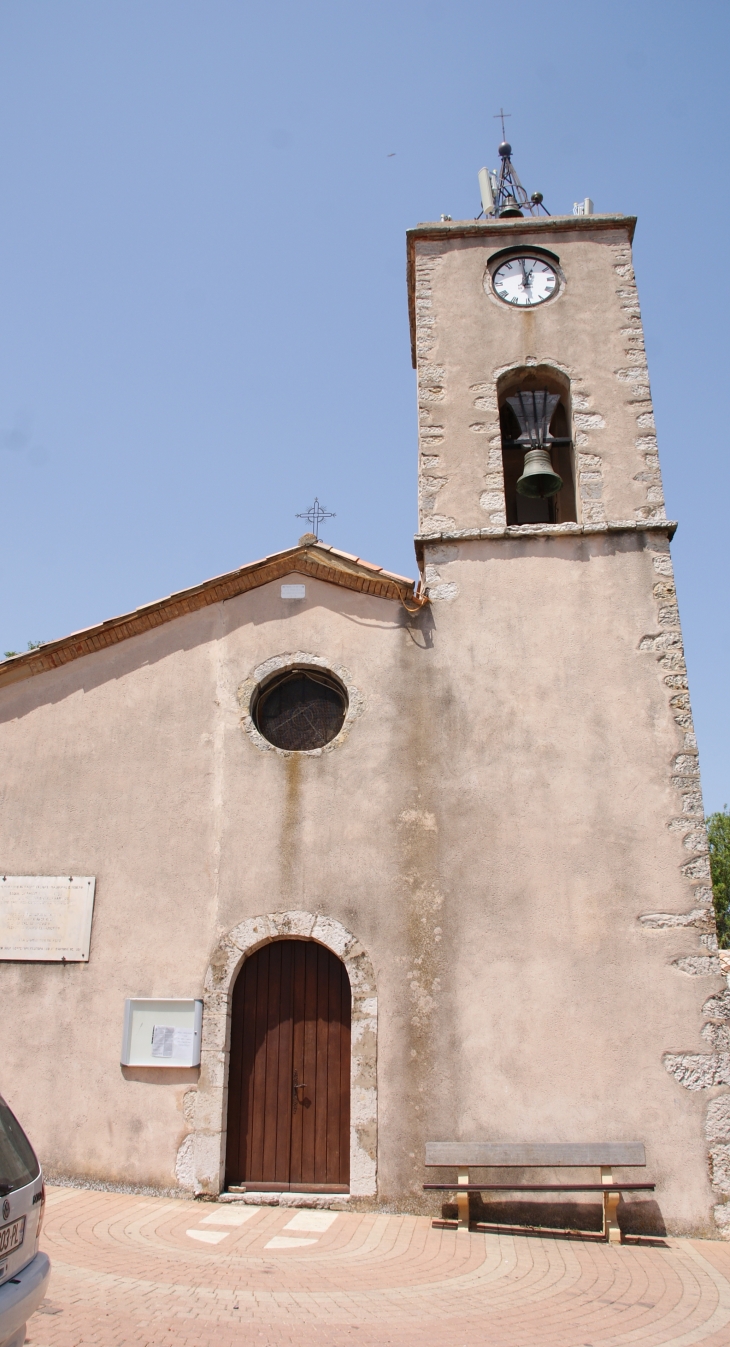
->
(0, 540, 420, 690)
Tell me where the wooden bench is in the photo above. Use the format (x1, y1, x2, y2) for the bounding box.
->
(423, 1143, 655, 1243)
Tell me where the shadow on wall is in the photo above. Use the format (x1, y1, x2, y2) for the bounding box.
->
(0, 582, 428, 727)
(439, 531, 656, 569)
(121, 1066, 200, 1086)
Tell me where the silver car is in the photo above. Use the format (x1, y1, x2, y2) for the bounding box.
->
(0, 1096, 50, 1347)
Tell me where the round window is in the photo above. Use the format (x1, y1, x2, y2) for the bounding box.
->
(253, 667, 348, 751)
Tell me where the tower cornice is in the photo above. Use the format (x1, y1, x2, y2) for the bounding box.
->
(414, 518, 677, 571)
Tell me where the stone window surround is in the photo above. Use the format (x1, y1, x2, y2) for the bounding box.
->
(238, 652, 364, 758)
(177, 911, 378, 1198)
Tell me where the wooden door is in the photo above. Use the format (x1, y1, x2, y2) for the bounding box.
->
(225, 939, 351, 1191)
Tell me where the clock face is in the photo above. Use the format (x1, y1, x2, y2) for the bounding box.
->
(492, 255, 558, 307)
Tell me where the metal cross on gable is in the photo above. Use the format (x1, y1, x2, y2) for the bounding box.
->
(296, 497, 335, 539)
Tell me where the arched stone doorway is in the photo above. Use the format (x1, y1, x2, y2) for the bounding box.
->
(226, 939, 350, 1191)
(176, 911, 377, 1197)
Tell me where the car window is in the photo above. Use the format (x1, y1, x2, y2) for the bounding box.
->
(0, 1095, 40, 1196)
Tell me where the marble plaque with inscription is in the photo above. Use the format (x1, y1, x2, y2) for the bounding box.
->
(0, 876, 96, 961)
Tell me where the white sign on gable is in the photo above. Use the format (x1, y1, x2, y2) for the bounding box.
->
(0, 876, 96, 961)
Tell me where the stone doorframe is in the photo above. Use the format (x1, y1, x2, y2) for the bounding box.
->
(176, 911, 378, 1197)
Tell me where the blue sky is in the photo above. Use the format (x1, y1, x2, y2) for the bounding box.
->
(0, 1, 728, 809)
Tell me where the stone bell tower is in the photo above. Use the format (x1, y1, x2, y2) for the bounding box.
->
(405, 143, 727, 1236)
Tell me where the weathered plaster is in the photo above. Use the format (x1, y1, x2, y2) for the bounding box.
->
(632, 537, 728, 1234)
(664, 956, 730, 1237)
(180, 911, 378, 1196)
(0, 532, 715, 1230)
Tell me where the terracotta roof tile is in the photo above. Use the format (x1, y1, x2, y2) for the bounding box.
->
(0, 541, 420, 690)
(352, 558, 383, 573)
(330, 547, 362, 563)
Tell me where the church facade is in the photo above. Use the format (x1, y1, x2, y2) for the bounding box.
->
(1, 201, 727, 1236)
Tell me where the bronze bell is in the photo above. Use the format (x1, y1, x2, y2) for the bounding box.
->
(516, 448, 563, 499)
(498, 194, 523, 219)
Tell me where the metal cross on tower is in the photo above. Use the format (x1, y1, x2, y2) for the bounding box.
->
(296, 497, 335, 539)
(493, 107, 511, 140)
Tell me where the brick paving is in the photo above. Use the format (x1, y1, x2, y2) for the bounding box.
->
(23, 1185, 730, 1346)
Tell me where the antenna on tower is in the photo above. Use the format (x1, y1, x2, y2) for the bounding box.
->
(477, 114, 550, 220)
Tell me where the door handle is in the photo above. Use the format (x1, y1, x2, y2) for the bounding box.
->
(293, 1071, 307, 1108)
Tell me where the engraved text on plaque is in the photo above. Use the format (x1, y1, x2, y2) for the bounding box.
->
(0, 876, 96, 961)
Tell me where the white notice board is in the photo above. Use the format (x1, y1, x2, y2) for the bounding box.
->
(121, 999, 203, 1067)
(0, 876, 96, 961)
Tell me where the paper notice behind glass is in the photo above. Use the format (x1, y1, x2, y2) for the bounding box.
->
(151, 1026, 194, 1060)
(0, 877, 96, 961)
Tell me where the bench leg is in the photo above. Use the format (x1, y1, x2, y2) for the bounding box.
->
(457, 1170, 470, 1232)
(603, 1191, 621, 1244)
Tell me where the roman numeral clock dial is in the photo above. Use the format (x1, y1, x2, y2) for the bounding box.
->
(492, 255, 558, 306)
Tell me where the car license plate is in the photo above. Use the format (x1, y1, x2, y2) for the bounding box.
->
(0, 1217, 25, 1256)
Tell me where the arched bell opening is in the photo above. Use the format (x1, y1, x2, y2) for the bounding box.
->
(498, 367, 577, 525)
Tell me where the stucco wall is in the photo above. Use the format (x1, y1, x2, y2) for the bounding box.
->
(0, 545, 720, 1234)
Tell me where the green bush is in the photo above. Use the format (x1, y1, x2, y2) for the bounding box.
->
(707, 807, 730, 949)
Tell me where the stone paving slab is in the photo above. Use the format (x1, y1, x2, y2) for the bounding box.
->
(22, 1186, 730, 1346)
